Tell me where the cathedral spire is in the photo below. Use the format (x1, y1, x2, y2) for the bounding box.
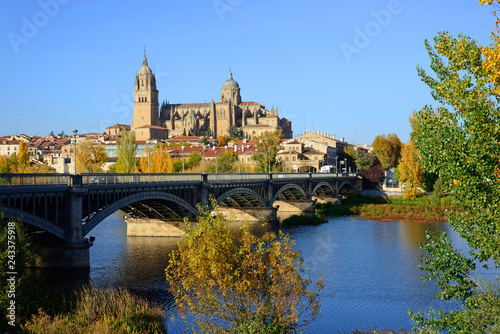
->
(143, 46, 148, 66)
(228, 67, 233, 80)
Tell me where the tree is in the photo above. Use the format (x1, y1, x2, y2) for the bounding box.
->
(115, 131, 137, 173)
(217, 135, 232, 148)
(228, 126, 243, 139)
(0, 156, 9, 174)
(396, 140, 423, 200)
(166, 201, 323, 333)
(49, 131, 55, 137)
(76, 140, 108, 173)
(138, 143, 173, 173)
(206, 127, 212, 138)
(372, 134, 401, 170)
(408, 22, 500, 331)
(182, 128, 187, 136)
(58, 130, 66, 137)
(18, 141, 29, 167)
(187, 151, 202, 170)
(252, 130, 284, 173)
(206, 150, 237, 173)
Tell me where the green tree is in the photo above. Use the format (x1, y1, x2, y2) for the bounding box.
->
(228, 126, 243, 139)
(182, 128, 187, 136)
(49, 131, 55, 137)
(206, 150, 237, 173)
(409, 26, 500, 331)
(187, 151, 202, 170)
(166, 201, 323, 333)
(372, 134, 401, 170)
(115, 131, 137, 173)
(76, 140, 108, 173)
(252, 130, 284, 173)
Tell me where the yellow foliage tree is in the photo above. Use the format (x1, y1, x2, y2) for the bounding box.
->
(18, 141, 29, 167)
(480, 0, 500, 94)
(166, 201, 323, 333)
(138, 144, 173, 173)
(76, 140, 108, 173)
(397, 140, 424, 200)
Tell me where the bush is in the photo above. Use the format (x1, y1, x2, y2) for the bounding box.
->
(166, 201, 324, 333)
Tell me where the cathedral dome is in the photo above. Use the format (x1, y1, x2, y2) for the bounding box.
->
(138, 50, 152, 75)
(222, 70, 239, 88)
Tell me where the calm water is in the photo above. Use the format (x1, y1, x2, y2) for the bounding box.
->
(81, 212, 498, 333)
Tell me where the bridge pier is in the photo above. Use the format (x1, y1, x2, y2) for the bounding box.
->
(34, 241, 92, 268)
(126, 218, 187, 237)
(216, 207, 278, 223)
(274, 200, 316, 213)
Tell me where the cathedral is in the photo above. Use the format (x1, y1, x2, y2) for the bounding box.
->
(131, 52, 293, 141)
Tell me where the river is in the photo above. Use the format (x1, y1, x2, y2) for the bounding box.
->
(67, 212, 499, 332)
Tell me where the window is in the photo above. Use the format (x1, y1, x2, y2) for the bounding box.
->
(145, 97, 147, 102)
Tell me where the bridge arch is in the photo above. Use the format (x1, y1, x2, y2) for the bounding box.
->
(2, 207, 67, 241)
(216, 188, 268, 209)
(83, 191, 199, 236)
(312, 182, 336, 198)
(338, 180, 355, 195)
(270, 183, 308, 204)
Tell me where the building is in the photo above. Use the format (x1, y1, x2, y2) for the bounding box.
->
(130, 52, 293, 141)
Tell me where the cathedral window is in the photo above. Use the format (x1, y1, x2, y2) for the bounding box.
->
(145, 97, 147, 102)
(142, 80, 144, 86)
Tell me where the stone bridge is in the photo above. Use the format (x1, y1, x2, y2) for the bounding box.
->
(0, 172, 361, 268)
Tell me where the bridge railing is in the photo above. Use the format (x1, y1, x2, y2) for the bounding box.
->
(272, 173, 309, 179)
(207, 173, 269, 182)
(0, 173, 71, 186)
(81, 173, 203, 185)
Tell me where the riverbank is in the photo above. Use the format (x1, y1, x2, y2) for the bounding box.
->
(317, 194, 453, 223)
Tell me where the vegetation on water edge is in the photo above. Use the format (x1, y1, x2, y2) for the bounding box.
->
(280, 213, 325, 226)
(316, 194, 454, 223)
(22, 284, 166, 334)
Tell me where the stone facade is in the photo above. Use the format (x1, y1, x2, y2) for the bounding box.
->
(131, 53, 293, 141)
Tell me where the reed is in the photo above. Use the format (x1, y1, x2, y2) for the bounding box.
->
(22, 284, 166, 334)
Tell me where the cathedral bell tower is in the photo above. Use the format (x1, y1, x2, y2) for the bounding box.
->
(220, 69, 241, 105)
(131, 50, 159, 133)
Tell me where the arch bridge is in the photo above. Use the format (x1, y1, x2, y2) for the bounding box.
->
(0, 172, 360, 267)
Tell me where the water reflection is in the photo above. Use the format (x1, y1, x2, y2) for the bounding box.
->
(30, 211, 499, 333)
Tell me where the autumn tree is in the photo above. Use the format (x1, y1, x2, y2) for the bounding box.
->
(396, 140, 423, 200)
(138, 143, 173, 173)
(166, 201, 323, 333)
(76, 140, 108, 173)
(115, 130, 137, 173)
(253, 130, 284, 173)
(372, 134, 401, 170)
(217, 135, 232, 148)
(408, 17, 500, 330)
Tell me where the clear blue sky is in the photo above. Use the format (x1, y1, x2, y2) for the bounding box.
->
(0, 0, 495, 145)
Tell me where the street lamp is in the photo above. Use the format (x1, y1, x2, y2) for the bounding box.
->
(146, 138, 151, 174)
(308, 154, 311, 173)
(335, 156, 338, 174)
(202, 145, 205, 174)
(215, 150, 218, 173)
(72, 129, 78, 174)
(244, 152, 247, 173)
(237, 146, 241, 173)
(289, 151, 292, 173)
(268, 148, 271, 173)
(182, 146, 185, 173)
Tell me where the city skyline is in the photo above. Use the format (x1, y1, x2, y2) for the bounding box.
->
(0, 0, 496, 145)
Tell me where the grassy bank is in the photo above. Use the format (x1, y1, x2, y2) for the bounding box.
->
(21, 284, 166, 334)
(317, 194, 453, 223)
